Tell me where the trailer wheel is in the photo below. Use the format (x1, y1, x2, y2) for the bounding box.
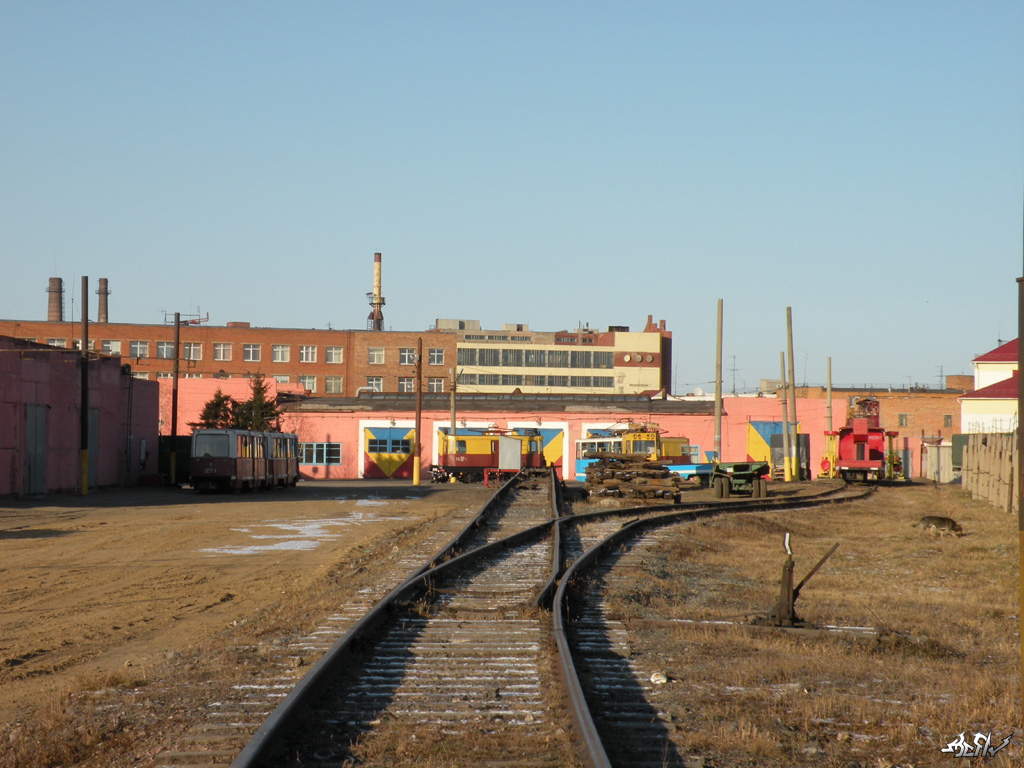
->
(713, 476, 729, 499)
(752, 477, 767, 498)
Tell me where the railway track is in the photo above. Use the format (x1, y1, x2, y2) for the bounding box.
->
(161, 474, 861, 768)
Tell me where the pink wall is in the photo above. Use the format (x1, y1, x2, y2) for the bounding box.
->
(156, 378, 304, 435)
(0, 337, 160, 495)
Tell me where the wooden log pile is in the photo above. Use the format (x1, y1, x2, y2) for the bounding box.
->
(962, 432, 1017, 516)
(583, 455, 686, 501)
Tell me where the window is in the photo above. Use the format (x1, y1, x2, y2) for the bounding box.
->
(501, 349, 523, 367)
(213, 342, 232, 362)
(456, 373, 477, 386)
(398, 377, 414, 392)
(399, 347, 416, 365)
(131, 372, 150, 380)
(594, 376, 614, 387)
(570, 350, 592, 368)
(366, 376, 382, 392)
(524, 349, 546, 367)
(548, 375, 568, 387)
(427, 377, 444, 393)
(183, 372, 202, 379)
(182, 342, 202, 360)
(300, 442, 341, 465)
(479, 374, 500, 386)
(325, 375, 344, 394)
(548, 350, 569, 368)
(368, 347, 384, 364)
(325, 346, 343, 364)
(457, 348, 477, 366)
(478, 348, 500, 366)
(129, 341, 149, 358)
(594, 351, 614, 369)
(367, 438, 411, 453)
(272, 344, 289, 363)
(156, 341, 174, 359)
(101, 340, 121, 355)
(501, 374, 523, 386)
(272, 374, 290, 384)
(429, 348, 444, 365)
(72, 339, 95, 351)
(243, 344, 261, 362)
(299, 345, 317, 363)
(944, 414, 953, 428)
(570, 376, 592, 387)
(898, 414, 908, 427)
(298, 374, 316, 393)
(46, 338, 66, 348)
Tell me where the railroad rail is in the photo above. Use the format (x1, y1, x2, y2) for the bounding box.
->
(211, 475, 864, 768)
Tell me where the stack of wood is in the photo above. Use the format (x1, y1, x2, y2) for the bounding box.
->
(583, 454, 685, 501)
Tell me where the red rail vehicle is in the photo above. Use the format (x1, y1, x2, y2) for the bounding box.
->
(821, 398, 902, 482)
(431, 428, 546, 483)
(191, 428, 298, 492)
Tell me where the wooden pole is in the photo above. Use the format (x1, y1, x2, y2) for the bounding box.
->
(1016, 189, 1023, 731)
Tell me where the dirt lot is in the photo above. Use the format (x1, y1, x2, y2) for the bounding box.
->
(0, 480, 495, 768)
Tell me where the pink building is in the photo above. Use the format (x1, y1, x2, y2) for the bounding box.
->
(0, 336, 159, 495)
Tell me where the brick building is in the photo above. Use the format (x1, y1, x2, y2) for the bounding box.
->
(0, 319, 458, 398)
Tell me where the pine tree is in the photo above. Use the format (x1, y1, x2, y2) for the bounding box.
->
(189, 388, 237, 429)
(235, 373, 282, 432)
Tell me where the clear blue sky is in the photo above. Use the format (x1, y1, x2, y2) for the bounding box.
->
(2, 2, 1021, 392)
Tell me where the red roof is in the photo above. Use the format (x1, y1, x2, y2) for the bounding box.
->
(973, 338, 1018, 363)
(961, 370, 1018, 400)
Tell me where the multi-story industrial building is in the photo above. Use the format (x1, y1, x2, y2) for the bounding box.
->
(439, 315, 671, 395)
(0, 278, 673, 397)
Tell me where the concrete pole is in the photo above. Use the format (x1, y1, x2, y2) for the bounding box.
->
(170, 312, 180, 485)
(80, 276, 89, 495)
(413, 338, 422, 486)
(450, 366, 457, 459)
(826, 356, 833, 432)
(780, 352, 791, 482)
(786, 307, 800, 480)
(714, 299, 723, 461)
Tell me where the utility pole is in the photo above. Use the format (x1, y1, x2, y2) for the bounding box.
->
(780, 352, 791, 482)
(786, 307, 800, 480)
(79, 276, 89, 495)
(826, 357, 833, 433)
(413, 338, 422, 486)
(714, 299, 723, 461)
(449, 366, 457, 461)
(170, 312, 180, 485)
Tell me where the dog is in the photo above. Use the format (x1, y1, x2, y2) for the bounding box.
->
(912, 516, 964, 537)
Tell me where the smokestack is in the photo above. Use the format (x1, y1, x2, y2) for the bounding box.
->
(366, 252, 386, 331)
(47, 277, 64, 322)
(96, 278, 110, 323)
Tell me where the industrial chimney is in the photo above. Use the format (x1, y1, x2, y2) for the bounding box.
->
(96, 278, 110, 323)
(366, 252, 385, 331)
(47, 277, 64, 322)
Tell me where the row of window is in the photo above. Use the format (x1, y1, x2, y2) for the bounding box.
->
(895, 413, 954, 428)
(456, 348, 614, 369)
(129, 371, 447, 394)
(457, 373, 615, 388)
(51, 339, 448, 367)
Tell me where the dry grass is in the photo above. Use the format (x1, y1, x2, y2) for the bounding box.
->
(606, 482, 1021, 767)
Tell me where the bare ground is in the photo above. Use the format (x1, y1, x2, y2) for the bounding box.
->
(0, 480, 495, 768)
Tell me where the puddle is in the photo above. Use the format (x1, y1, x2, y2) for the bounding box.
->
(201, 510, 405, 556)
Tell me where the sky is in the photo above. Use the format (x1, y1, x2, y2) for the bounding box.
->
(1, 2, 1022, 393)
